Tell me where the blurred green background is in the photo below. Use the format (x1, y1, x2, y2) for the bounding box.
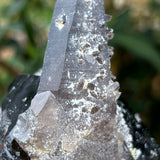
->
(0, 0, 160, 144)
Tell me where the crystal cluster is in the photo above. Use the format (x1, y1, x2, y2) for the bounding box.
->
(12, 0, 123, 159)
(0, 0, 159, 159)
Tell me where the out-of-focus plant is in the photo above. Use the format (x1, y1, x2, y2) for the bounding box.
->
(0, 0, 55, 103)
(105, 0, 160, 143)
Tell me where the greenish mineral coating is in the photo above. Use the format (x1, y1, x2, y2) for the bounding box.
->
(12, 0, 134, 159)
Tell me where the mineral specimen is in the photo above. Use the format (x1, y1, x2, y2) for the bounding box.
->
(11, 0, 160, 159)
(12, 0, 124, 159)
(0, 0, 160, 159)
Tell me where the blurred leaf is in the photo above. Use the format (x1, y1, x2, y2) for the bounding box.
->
(7, 0, 27, 17)
(21, 16, 36, 45)
(108, 10, 130, 32)
(8, 22, 24, 31)
(0, 70, 13, 104)
(150, 0, 160, 11)
(0, 28, 7, 39)
(26, 44, 39, 59)
(111, 33, 160, 71)
(0, 71, 13, 86)
(0, 93, 5, 105)
(0, 23, 24, 39)
(6, 55, 25, 72)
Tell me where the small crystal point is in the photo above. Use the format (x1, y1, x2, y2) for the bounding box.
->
(107, 28, 114, 40)
(108, 46, 114, 57)
(106, 14, 112, 22)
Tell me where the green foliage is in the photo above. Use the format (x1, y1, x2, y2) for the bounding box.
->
(108, 6, 160, 143)
(112, 32, 160, 71)
(109, 11, 160, 72)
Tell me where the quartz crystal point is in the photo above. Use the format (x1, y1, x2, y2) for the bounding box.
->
(38, 0, 77, 92)
(12, 0, 134, 159)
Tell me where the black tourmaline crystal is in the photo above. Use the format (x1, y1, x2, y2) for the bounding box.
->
(0, 74, 39, 159)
